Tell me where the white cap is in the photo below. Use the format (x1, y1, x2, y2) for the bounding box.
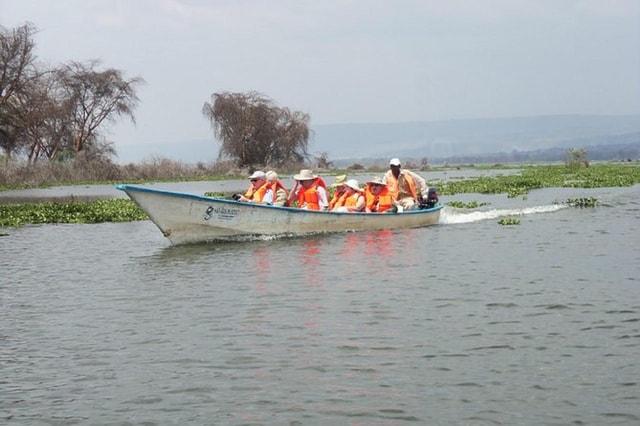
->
(248, 171, 266, 180)
(389, 158, 401, 166)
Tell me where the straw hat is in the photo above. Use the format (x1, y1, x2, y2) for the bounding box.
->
(294, 169, 317, 181)
(248, 171, 266, 180)
(330, 175, 347, 188)
(366, 176, 385, 186)
(343, 179, 362, 192)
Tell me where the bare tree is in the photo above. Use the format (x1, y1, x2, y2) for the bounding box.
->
(202, 91, 310, 168)
(55, 60, 144, 155)
(316, 151, 333, 169)
(13, 72, 71, 162)
(0, 22, 38, 158)
(566, 147, 589, 168)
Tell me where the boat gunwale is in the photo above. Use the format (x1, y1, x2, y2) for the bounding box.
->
(115, 184, 444, 216)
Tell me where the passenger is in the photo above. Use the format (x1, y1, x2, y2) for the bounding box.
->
(364, 176, 394, 213)
(287, 169, 329, 210)
(382, 158, 429, 210)
(332, 179, 365, 212)
(236, 170, 273, 204)
(266, 170, 289, 207)
(328, 175, 347, 210)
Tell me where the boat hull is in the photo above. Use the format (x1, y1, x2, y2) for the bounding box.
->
(116, 184, 442, 244)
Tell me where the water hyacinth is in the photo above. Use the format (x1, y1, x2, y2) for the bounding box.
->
(0, 199, 147, 227)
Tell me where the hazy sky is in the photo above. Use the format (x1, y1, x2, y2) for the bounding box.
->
(1, 0, 639, 152)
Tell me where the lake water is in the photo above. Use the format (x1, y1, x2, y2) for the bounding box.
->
(1, 178, 639, 425)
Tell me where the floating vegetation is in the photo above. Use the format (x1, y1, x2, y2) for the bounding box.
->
(438, 164, 640, 196)
(498, 218, 521, 225)
(567, 197, 599, 208)
(0, 199, 148, 227)
(446, 200, 490, 209)
(204, 191, 228, 198)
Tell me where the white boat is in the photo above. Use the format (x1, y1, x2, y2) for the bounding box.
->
(116, 184, 443, 245)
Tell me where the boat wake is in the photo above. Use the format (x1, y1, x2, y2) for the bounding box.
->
(440, 203, 567, 225)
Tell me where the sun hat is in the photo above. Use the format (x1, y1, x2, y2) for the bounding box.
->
(248, 170, 266, 180)
(265, 170, 278, 181)
(344, 179, 362, 192)
(366, 176, 385, 186)
(294, 169, 317, 181)
(389, 158, 401, 166)
(330, 175, 347, 188)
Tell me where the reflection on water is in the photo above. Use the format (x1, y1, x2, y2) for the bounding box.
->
(1, 186, 639, 424)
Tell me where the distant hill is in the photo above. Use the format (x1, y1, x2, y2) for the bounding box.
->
(311, 114, 640, 165)
(116, 114, 640, 165)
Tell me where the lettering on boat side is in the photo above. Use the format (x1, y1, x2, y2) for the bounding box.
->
(203, 205, 239, 221)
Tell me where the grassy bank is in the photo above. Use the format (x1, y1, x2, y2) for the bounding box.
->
(1, 163, 638, 227)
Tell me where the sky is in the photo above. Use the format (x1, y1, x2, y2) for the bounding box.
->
(1, 0, 639, 161)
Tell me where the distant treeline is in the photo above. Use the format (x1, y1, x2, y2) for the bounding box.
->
(432, 141, 640, 165)
(333, 140, 640, 167)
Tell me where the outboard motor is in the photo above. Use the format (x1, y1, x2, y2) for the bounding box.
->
(419, 187, 439, 209)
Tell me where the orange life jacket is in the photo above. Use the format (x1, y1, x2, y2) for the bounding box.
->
(315, 177, 327, 190)
(342, 192, 364, 211)
(244, 182, 270, 202)
(364, 185, 394, 213)
(385, 170, 418, 201)
(270, 180, 289, 206)
(298, 183, 321, 210)
(329, 188, 346, 210)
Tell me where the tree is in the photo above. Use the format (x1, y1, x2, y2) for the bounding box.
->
(55, 60, 144, 156)
(1, 23, 144, 163)
(566, 147, 589, 168)
(316, 151, 333, 169)
(202, 91, 310, 168)
(0, 22, 38, 158)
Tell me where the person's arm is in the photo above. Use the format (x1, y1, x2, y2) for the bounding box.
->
(274, 188, 288, 206)
(287, 182, 300, 206)
(408, 170, 428, 196)
(318, 187, 329, 210)
(351, 194, 366, 212)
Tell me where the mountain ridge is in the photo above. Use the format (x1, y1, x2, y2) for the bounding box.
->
(115, 114, 640, 164)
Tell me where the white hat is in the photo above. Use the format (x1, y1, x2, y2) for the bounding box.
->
(265, 170, 278, 181)
(389, 158, 401, 166)
(344, 179, 362, 192)
(294, 169, 317, 181)
(366, 176, 385, 185)
(248, 171, 266, 180)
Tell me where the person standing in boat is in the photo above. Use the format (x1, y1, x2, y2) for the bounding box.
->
(265, 170, 289, 206)
(364, 176, 394, 213)
(331, 179, 365, 212)
(382, 158, 429, 210)
(287, 169, 328, 210)
(237, 171, 274, 204)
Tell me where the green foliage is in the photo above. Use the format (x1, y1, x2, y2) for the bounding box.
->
(203, 191, 227, 198)
(446, 200, 490, 209)
(567, 197, 599, 208)
(0, 199, 147, 227)
(498, 218, 520, 225)
(438, 164, 640, 196)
